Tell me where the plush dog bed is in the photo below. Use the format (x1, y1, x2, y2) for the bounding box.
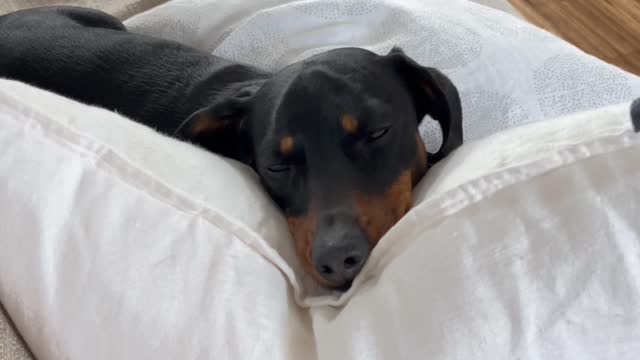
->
(2, 1, 640, 359)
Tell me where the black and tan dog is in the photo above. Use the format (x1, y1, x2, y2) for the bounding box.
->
(0, 6, 463, 288)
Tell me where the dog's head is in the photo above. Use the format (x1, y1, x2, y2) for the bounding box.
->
(175, 47, 462, 288)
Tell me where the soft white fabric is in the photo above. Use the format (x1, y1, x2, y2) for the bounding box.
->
(125, 0, 640, 152)
(1, 79, 640, 359)
(0, 80, 314, 359)
(314, 138, 640, 360)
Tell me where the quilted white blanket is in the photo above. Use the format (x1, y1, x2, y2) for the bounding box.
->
(1, 1, 640, 359)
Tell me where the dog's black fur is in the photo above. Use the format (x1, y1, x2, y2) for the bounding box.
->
(0, 6, 463, 288)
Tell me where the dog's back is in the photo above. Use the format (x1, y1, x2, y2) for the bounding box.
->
(0, 6, 255, 133)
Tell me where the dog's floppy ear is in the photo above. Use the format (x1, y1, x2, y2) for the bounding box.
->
(173, 83, 259, 166)
(385, 47, 463, 163)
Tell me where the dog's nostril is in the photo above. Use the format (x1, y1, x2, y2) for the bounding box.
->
(320, 265, 334, 275)
(343, 255, 361, 270)
(312, 223, 371, 286)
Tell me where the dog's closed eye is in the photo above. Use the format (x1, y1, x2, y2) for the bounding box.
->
(366, 126, 390, 142)
(267, 164, 291, 173)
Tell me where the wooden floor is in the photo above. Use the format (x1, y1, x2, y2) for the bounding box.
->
(508, 0, 640, 75)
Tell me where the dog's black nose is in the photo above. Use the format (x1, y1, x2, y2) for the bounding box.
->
(312, 212, 370, 288)
(313, 244, 368, 287)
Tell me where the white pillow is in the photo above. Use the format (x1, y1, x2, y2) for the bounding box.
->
(0, 79, 313, 359)
(2, 78, 640, 360)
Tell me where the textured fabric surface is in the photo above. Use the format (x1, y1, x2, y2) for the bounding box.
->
(0, 0, 519, 19)
(1, 78, 639, 359)
(472, 0, 519, 15)
(0, 0, 165, 19)
(0, 305, 33, 360)
(126, 0, 639, 153)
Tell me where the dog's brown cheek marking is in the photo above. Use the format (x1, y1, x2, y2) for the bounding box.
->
(280, 136, 294, 155)
(412, 133, 428, 186)
(341, 114, 359, 134)
(353, 171, 413, 246)
(286, 210, 332, 287)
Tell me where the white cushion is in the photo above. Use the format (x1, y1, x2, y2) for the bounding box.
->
(0, 79, 311, 359)
(1, 78, 640, 359)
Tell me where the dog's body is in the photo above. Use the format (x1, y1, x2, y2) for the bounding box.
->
(0, 6, 463, 288)
(0, 7, 267, 161)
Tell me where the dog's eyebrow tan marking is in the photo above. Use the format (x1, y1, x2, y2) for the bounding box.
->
(341, 114, 359, 134)
(280, 136, 295, 155)
(191, 113, 224, 134)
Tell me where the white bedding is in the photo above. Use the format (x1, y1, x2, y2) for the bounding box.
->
(126, 0, 640, 151)
(1, 79, 639, 360)
(1, 0, 640, 359)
